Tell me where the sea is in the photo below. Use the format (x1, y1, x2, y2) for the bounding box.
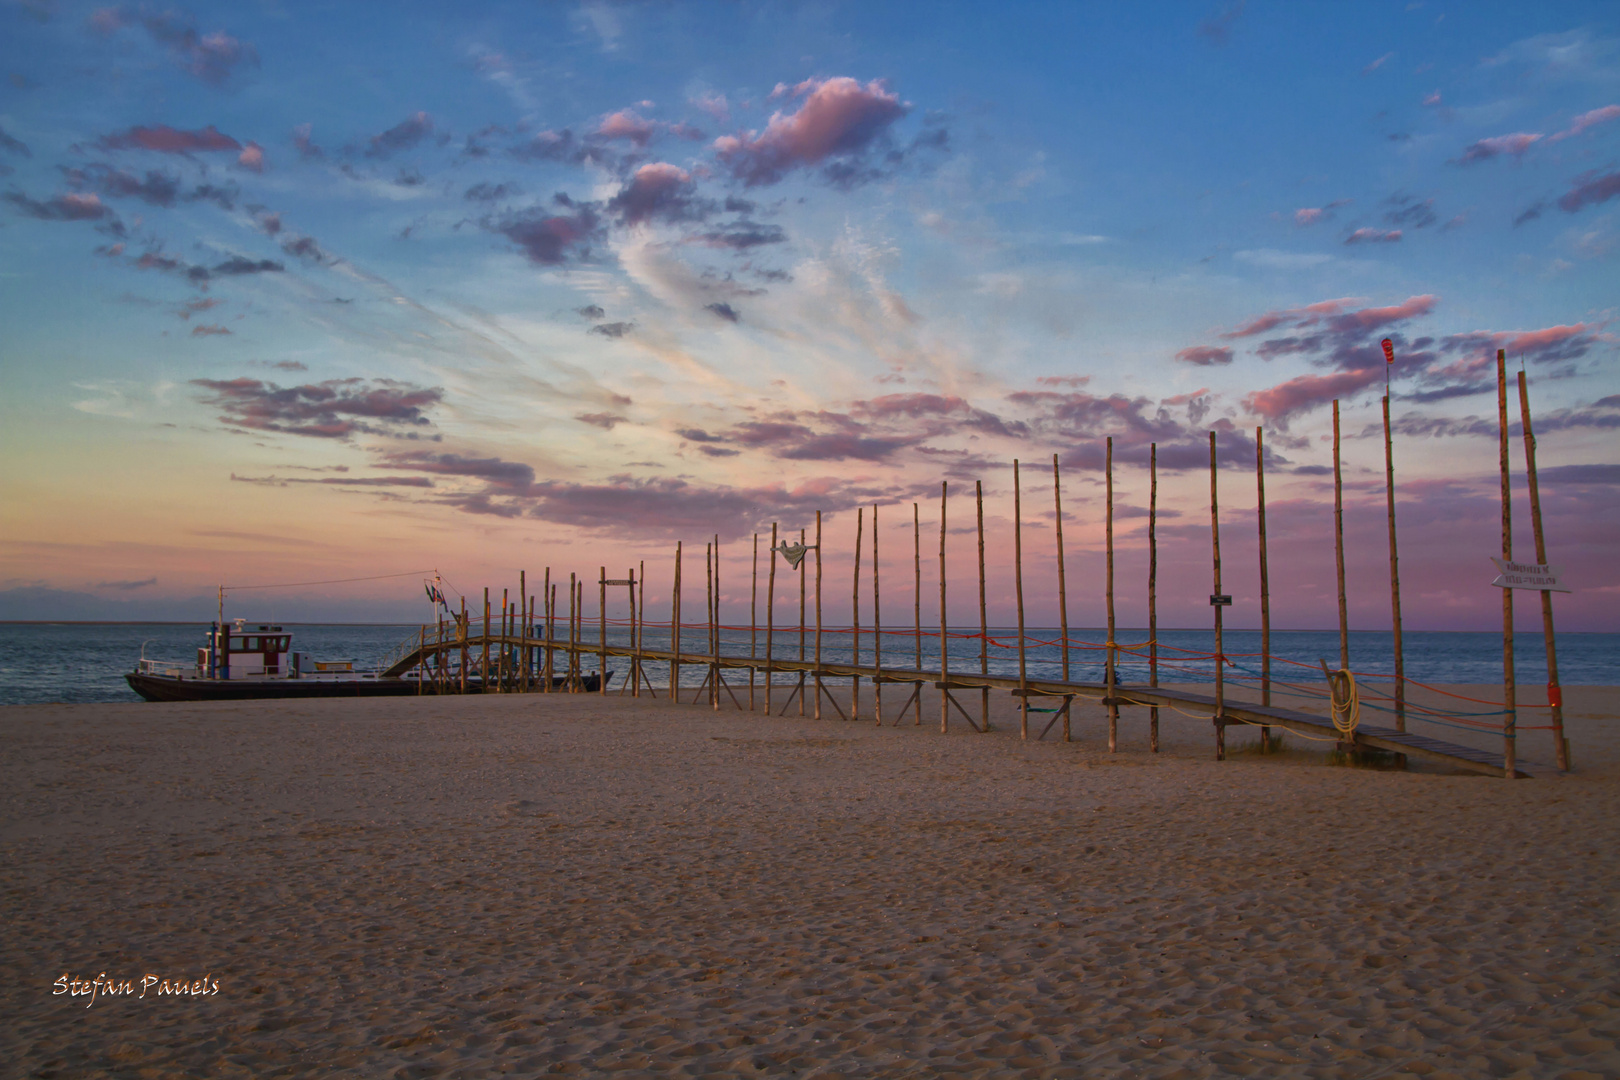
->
(1, 621, 1615, 707)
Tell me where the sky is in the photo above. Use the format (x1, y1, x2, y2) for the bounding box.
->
(1, 0, 1617, 631)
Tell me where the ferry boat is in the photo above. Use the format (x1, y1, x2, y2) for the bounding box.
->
(125, 619, 610, 701)
(125, 621, 420, 701)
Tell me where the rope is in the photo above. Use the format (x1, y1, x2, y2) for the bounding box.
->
(1327, 668, 1359, 737)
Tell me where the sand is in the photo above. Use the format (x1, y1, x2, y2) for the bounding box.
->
(2, 679, 1618, 1079)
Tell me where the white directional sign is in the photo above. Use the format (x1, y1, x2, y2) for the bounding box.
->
(1490, 558, 1572, 592)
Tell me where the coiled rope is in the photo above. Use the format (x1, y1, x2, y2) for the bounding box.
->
(1326, 667, 1360, 737)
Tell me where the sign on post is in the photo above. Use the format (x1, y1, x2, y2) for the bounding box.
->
(1490, 558, 1572, 593)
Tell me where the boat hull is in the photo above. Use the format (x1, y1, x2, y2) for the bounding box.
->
(125, 672, 421, 702)
(124, 671, 610, 702)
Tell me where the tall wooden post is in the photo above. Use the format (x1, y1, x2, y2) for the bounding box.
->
(750, 533, 758, 711)
(460, 596, 468, 694)
(873, 505, 883, 726)
(705, 542, 714, 708)
(599, 565, 608, 696)
(1014, 459, 1029, 739)
(766, 524, 777, 714)
(542, 568, 551, 692)
(482, 587, 490, 693)
(939, 481, 950, 733)
(568, 574, 578, 691)
(798, 527, 807, 717)
(1333, 400, 1349, 672)
(1106, 436, 1118, 752)
(852, 508, 863, 722)
(976, 480, 990, 733)
(545, 584, 555, 690)
(1382, 395, 1405, 730)
(1497, 350, 1517, 778)
(1210, 432, 1226, 760)
(1149, 444, 1159, 752)
(1256, 428, 1271, 751)
(1053, 454, 1069, 682)
(712, 538, 721, 711)
(1518, 369, 1568, 771)
(913, 503, 922, 725)
(671, 544, 682, 699)
(520, 571, 528, 692)
(637, 561, 645, 696)
(814, 512, 824, 720)
(627, 566, 638, 698)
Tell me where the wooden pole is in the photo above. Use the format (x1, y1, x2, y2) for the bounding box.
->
(1256, 429, 1271, 719)
(913, 503, 922, 726)
(672, 544, 683, 699)
(460, 596, 468, 694)
(714, 535, 722, 711)
(1498, 350, 1517, 778)
(705, 542, 714, 708)
(599, 565, 608, 696)
(520, 571, 528, 692)
(799, 527, 807, 717)
(545, 583, 555, 691)
(815, 511, 824, 720)
(482, 587, 490, 693)
(1054, 454, 1069, 683)
(568, 574, 577, 692)
(977, 480, 990, 733)
(1210, 432, 1225, 760)
(1333, 400, 1349, 672)
(750, 533, 758, 711)
(1149, 444, 1158, 752)
(542, 568, 551, 692)
(873, 505, 883, 726)
(626, 567, 637, 697)
(766, 524, 777, 715)
(637, 560, 645, 696)
(1518, 368, 1567, 771)
(1383, 394, 1405, 731)
(417, 626, 424, 694)
(1014, 459, 1028, 739)
(852, 508, 863, 722)
(939, 481, 949, 733)
(1106, 436, 1118, 752)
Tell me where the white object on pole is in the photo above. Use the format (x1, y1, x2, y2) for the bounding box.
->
(1490, 557, 1572, 592)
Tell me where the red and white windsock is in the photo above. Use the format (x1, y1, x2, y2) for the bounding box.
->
(1381, 338, 1395, 364)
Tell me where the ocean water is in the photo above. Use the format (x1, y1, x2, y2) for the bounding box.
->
(0, 620, 1615, 707)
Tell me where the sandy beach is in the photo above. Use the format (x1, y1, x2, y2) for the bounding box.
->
(3, 682, 1617, 1079)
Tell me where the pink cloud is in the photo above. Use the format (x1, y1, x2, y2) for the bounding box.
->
(1222, 298, 1362, 339)
(1557, 169, 1620, 213)
(1440, 323, 1612, 366)
(607, 162, 698, 225)
(1175, 345, 1234, 366)
(88, 6, 257, 85)
(1423, 91, 1442, 106)
(1548, 104, 1620, 143)
(1243, 368, 1384, 424)
(98, 124, 241, 154)
(1345, 227, 1401, 244)
(237, 141, 265, 172)
(1453, 132, 1542, 165)
(191, 323, 231, 337)
(596, 109, 658, 147)
(714, 76, 907, 186)
(3, 189, 112, 221)
(1294, 208, 1323, 225)
(1328, 295, 1436, 334)
(690, 91, 730, 124)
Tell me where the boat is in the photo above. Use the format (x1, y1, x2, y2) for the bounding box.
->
(125, 619, 609, 702)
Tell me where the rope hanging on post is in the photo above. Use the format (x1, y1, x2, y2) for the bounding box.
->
(1327, 667, 1360, 736)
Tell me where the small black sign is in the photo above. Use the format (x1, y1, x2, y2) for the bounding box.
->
(1210, 594, 1233, 606)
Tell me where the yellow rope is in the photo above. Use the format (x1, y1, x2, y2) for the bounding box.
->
(1327, 668, 1360, 736)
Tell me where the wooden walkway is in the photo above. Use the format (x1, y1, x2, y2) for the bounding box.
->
(382, 632, 1551, 780)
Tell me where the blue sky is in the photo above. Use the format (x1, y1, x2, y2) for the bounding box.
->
(1, 1, 1617, 628)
